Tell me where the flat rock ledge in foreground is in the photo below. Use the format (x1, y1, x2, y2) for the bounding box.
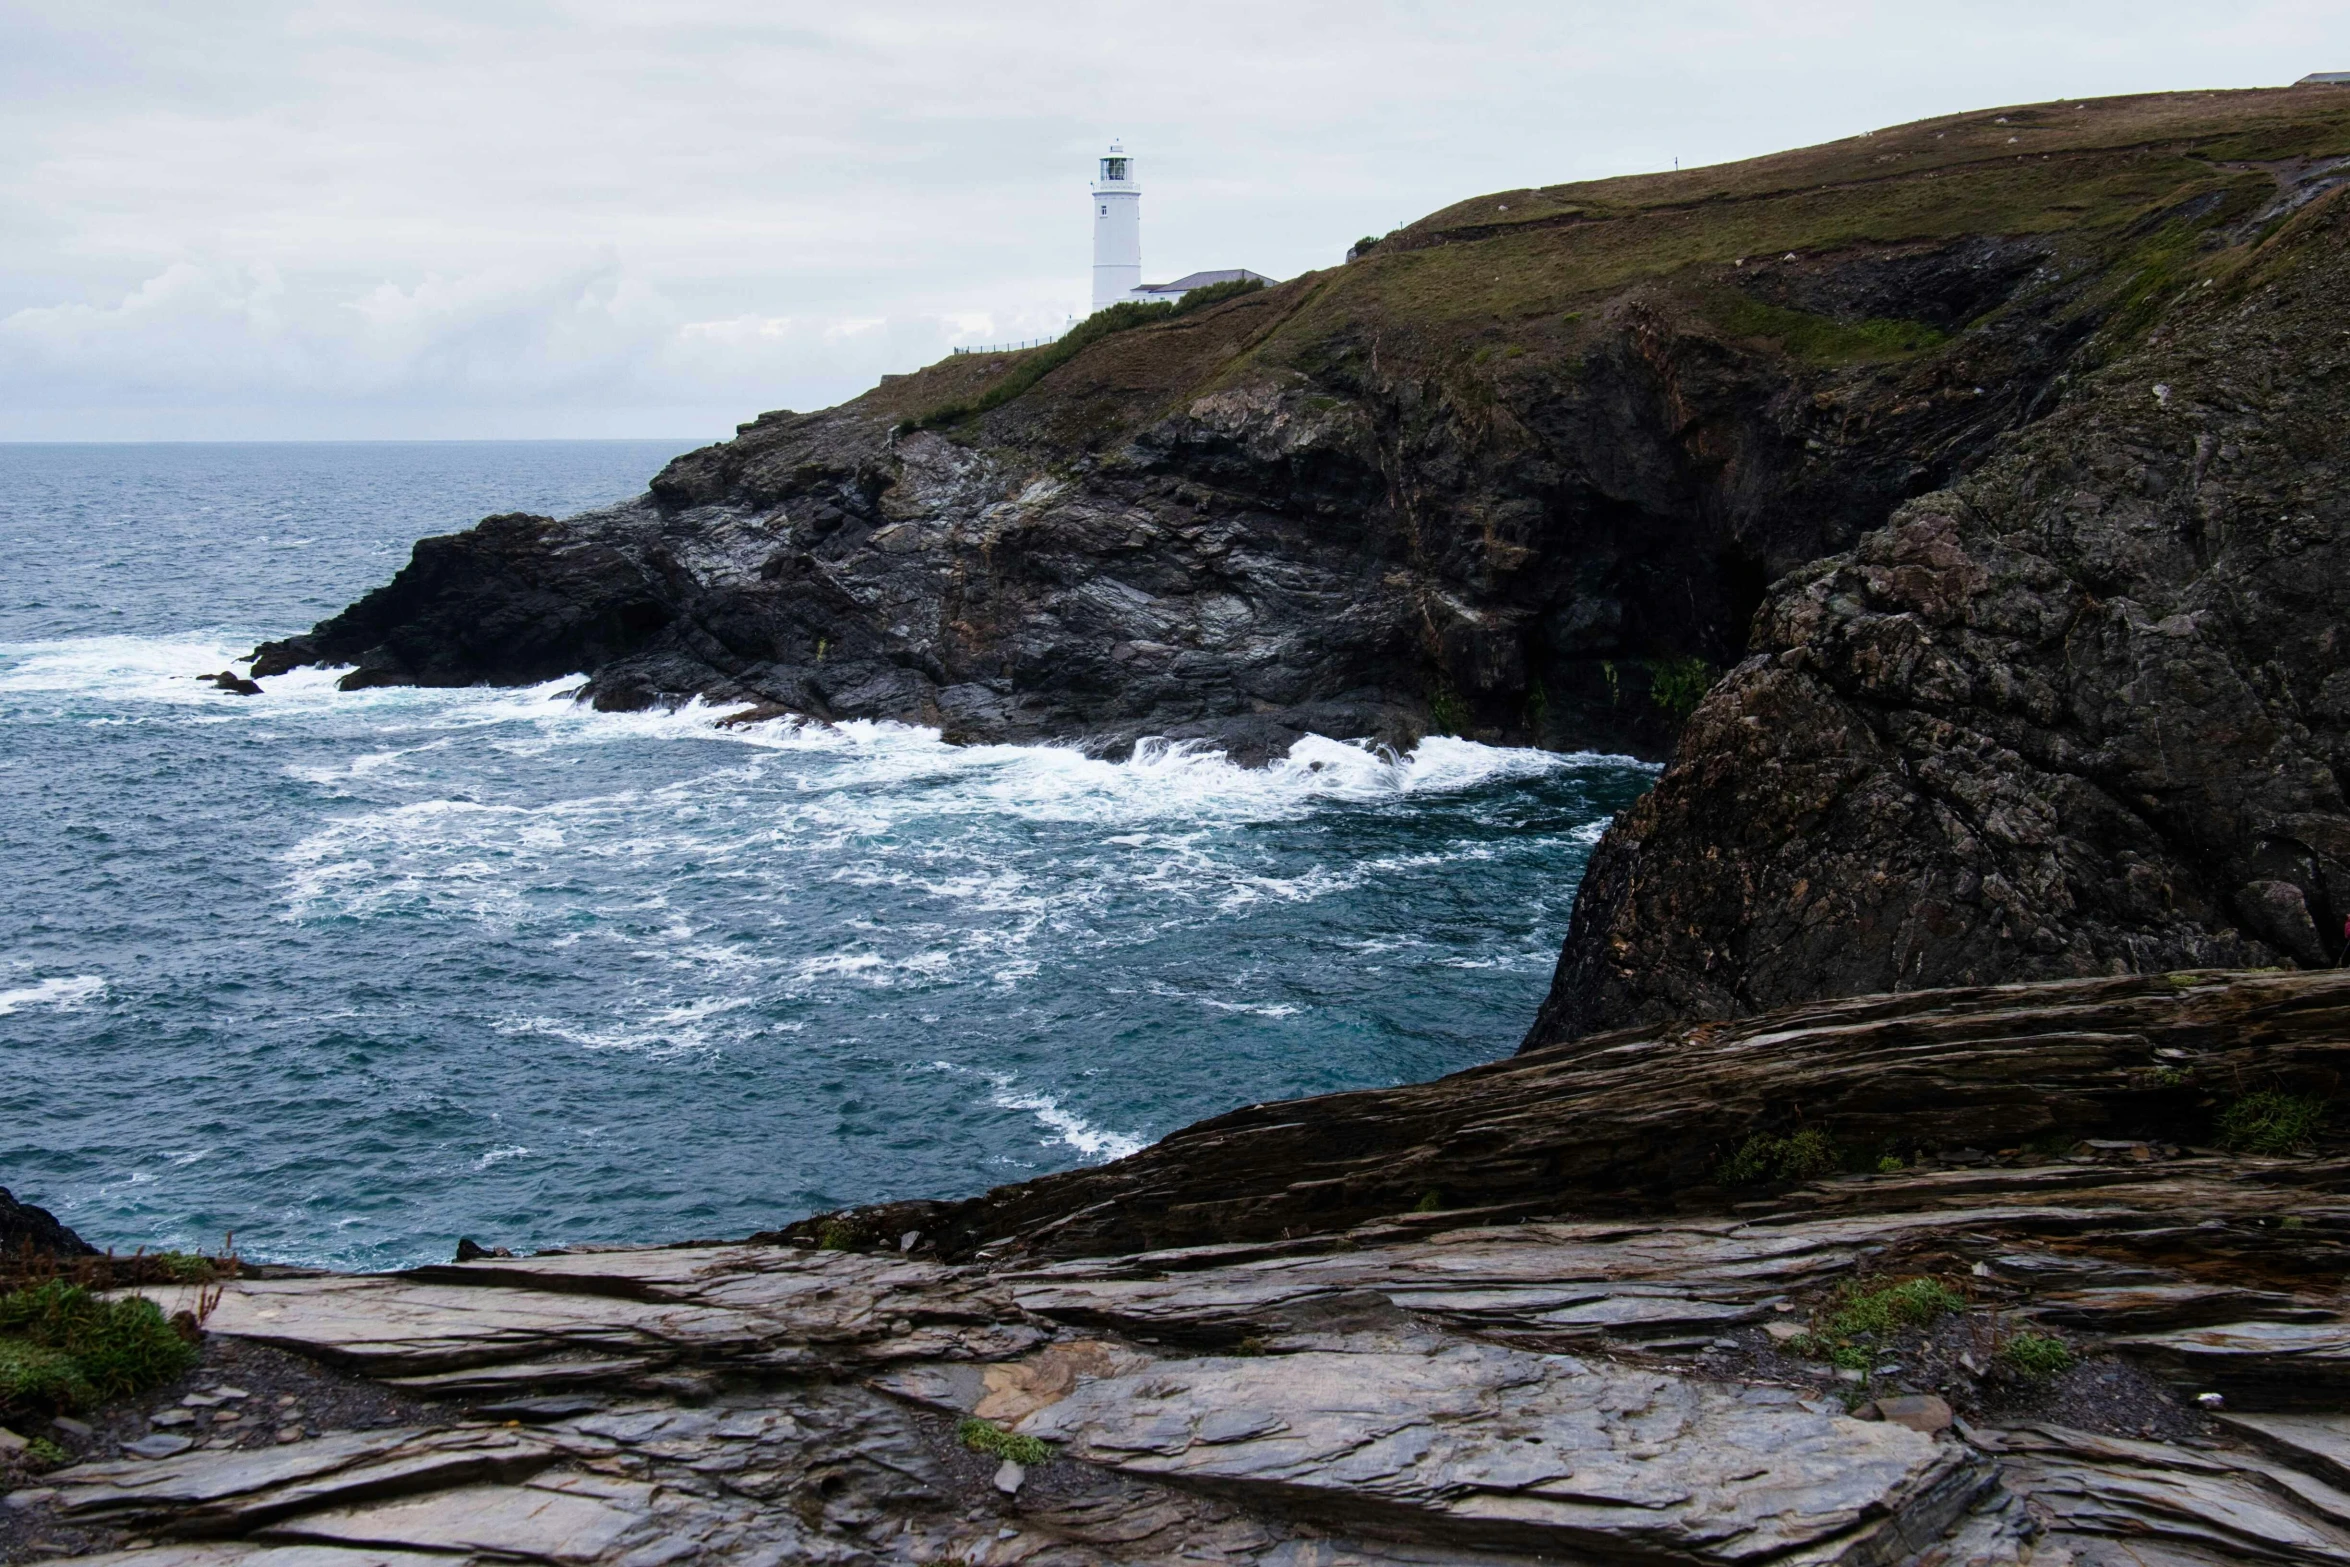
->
(13, 970, 2350, 1564)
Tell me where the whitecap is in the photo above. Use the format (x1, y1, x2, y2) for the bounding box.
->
(986, 1076, 1147, 1161)
(925, 1063, 1147, 1161)
(0, 975, 106, 1016)
(493, 994, 753, 1058)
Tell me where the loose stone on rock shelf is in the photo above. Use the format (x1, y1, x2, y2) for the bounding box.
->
(994, 1460, 1025, 1495)
(149, 1409, 194, 1429)
(50, 1417, 91, 1439)
(1764, 1321, 1806, 1342)
(0, 1428, 24, 1454)
(123, 1434, 194, 1460)
(1874, 1395, 1954, 1435)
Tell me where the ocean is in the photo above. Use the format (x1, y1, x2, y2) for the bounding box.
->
(0, 441, 1655, 1271)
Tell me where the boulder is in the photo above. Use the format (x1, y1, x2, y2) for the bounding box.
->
(0, 1185, 96, 1257)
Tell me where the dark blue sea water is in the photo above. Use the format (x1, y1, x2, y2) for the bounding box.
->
(0, 442, 1654, 1271)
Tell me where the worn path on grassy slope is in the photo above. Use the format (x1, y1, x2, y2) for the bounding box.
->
(1535, 131, 2350, 1038)
(14, 970, 2350, 1564)
(252, 88, 2350, 765)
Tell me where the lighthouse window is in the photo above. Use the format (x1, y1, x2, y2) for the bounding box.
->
(1099, 205, 1107, 216)
(1103, 158, 1128, 181)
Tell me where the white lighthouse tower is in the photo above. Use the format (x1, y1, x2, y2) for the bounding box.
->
(1090, 144, 1141, 312)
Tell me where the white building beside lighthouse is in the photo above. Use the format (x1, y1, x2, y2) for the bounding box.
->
(1090, 144, 1272, 314)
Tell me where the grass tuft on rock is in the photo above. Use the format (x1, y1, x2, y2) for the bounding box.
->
(0, 1338, 92, 1413)
(956, 1416, 1052, 1467)
(1791, 1275, 1967, 1367)
(1718, 1128, 1840, 1185)
(2004, 1332, 2074, 1380)
(1824, 1277, 1965, 1339)
(0, 1278, 197, 1414)
(2217, 1091, 2328, 1154)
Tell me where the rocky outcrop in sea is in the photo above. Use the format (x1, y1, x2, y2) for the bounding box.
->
(0, 1189, 93, 1260)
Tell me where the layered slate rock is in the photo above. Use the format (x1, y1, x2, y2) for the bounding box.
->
(1014, 1345, 1981, 1560)
(798, 968, 2350, 1260)
(1538, 157, 2350, 1039)
(186, 1248, 1043, 1391)
(14, 971, 2350, 1566)
(251, 90, 2350, 765)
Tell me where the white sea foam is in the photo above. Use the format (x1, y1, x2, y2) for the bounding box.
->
(8, 630, 1640, 1070)
(926, 1062, 1148, 1161)
(984, 1074, 1147, 1161)
(1147, 983, 1302, 1019)
(8, 633, 1646, 829)
(494, 994, 754, 1059)
(0, 975, 106, 1015)
(0, 634, 265, 703)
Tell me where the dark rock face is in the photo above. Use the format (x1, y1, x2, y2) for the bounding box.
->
(250, 91, 2349, 764)
(1, 1185, 97, 1257)
(1534, 175, 2350, 1042)
(249, 513, 675, 694)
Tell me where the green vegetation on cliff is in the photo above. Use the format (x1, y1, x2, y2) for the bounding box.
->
(0, 1279, 195, 1415)
(867, 87, 2350, 450)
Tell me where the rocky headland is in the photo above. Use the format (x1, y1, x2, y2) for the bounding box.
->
(8, 79, 2336, 1565)
(251, 88, 2349, 775)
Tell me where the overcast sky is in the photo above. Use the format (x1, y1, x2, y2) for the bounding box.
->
(4, 1, 2344, 441)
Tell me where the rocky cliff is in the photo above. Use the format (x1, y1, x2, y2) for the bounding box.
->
(1533, 110, 2350, 1042)
(253, 87, 2350, 766)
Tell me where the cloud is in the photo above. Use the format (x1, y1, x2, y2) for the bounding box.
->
(0, 250, 1077, 437)
(1, 0, 2343, 437)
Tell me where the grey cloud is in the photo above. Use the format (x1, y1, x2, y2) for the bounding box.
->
(1, 0, 2342, 438)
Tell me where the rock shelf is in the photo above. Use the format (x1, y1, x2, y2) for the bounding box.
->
(11, 970, 2350, 1564)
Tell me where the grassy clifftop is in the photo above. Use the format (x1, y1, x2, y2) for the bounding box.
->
(863, 86, 2350, 445)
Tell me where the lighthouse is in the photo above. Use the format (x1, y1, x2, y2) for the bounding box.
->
(1090, 144, 1141, 312)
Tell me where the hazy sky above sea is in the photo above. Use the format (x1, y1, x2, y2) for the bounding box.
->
(5, 1, 2345, 441)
